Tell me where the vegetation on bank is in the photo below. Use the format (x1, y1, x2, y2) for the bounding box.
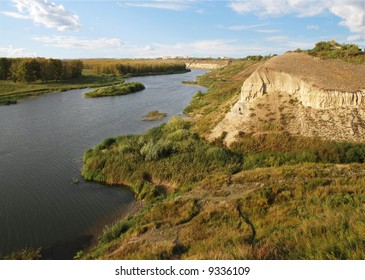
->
(81, 53, 365, 260)
(295, 40, 365, 64)
(82, 117, 242, 201)
(82, 59, 189, 76)
(84, 82, 145, 98)
(142, 111, 167, 121)
(82, 117, 365, 260)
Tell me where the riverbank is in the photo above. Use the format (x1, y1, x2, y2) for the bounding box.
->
(0, 69, 206, 260)
(0, 68, 190, 105)
(81, 59, 365, 260)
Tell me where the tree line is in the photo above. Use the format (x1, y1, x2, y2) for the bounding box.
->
(0, 57, 83, 83)
(83, 59, 188, 76)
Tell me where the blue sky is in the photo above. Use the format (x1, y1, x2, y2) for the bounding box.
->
(0, 0, 364, 58)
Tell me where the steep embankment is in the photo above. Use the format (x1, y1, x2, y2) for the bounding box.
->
(211, 53, 365, 144)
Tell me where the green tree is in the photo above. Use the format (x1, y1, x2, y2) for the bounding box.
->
(313, 41, 332, 52)
(16, 59, 41, 83)
(39, 58, 63, 81)
(63, 60, 83, 79)
(0, 57, 11, 80)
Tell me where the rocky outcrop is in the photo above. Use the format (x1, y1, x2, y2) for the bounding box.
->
(210, 53, 365, 144)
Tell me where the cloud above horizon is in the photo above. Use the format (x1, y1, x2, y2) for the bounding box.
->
(119, 0, 195, 11)
(2, 0, 80, 31)
(32, 36, 124, 50)
(0, 46, 37, 57)
(228, 0, 365, 40)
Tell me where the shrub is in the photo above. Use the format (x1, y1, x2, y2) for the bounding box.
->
(84, 82, 145, 98)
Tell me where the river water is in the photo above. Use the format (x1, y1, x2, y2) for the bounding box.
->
(0, 70, 206, 258)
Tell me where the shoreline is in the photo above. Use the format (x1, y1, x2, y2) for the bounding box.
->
(0, 69, 191, 106)
(1, 69, 204, 260)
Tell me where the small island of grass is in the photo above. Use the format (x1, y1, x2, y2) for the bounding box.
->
(84, 82, 145, 98)
(142, 111, 167, 121)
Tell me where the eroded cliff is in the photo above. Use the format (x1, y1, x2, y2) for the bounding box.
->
(211, 53, 365, 144)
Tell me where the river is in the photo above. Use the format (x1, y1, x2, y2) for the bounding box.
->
(0, 70, 206, 259)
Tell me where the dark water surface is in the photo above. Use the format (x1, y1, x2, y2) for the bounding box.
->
(0, 70, 206, 258)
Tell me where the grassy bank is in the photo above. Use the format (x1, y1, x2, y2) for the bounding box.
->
(84, 82, 145, 98)
(81, 117, 365, 260)
(81, 56, 365, 260)
(82, 117, 242, 201)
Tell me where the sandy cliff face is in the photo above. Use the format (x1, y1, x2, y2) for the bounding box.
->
(211, 53, 365, 144)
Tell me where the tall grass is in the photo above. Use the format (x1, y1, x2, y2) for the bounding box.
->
(82, 116, 242, 200)
(84, 162, 365, 260)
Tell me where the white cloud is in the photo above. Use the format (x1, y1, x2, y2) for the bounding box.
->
(229, 0, 365, 39)
(121, 0, 195, 11)
(0, 46, 37, 57)
(118, 39, 270, 58)
(2, 0, 80, 31)
(144, 45, 154, 51)
(1, 11, 29, 19)
(330, 1, 365, 34)
(347, 34, 365, 42)
(307, 25, 320, 30)
(229, 0, 327, 17)
(32, 36, 124, 50)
